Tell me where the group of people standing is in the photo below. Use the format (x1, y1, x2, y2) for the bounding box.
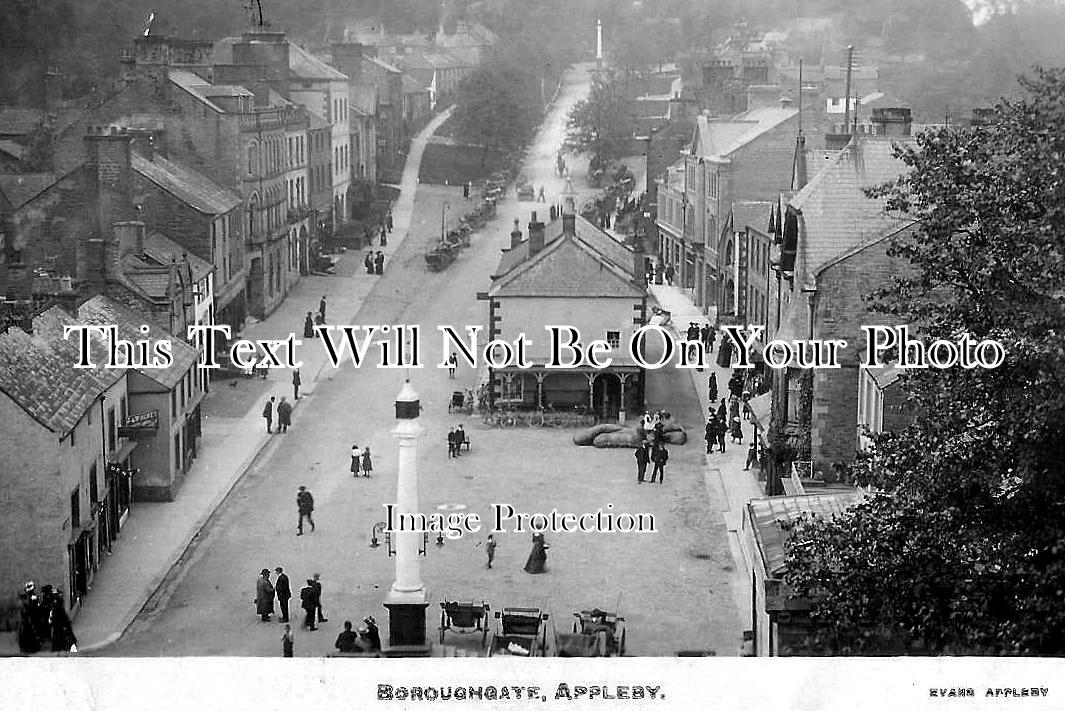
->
(634, 410, 671, 484)
(685, 322, 716, 354)
(447, 425, 468, 458)
(364, 251, 386, 275)
(17, 581, 76, 654)
(261, 396, 294, 433)
(349, 445, 373, 477)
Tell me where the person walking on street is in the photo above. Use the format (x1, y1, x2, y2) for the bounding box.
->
(319, 296, 327, 323)
(650, 443, 668, 484)
(277, 396, 292, 433)
(292, 369, 301, 400)
(255, 569, 275, 622)
(745, 441, 758, 471)
(704, 417, 716, 454)
(361, 447, 373, 477)
(263, 397, 275, 433)
(731, 416, 744, 444)
(537, 185, 546, 202)
(635, 443, 649, 483)
(281, 624, 294, 657)
(386, 209, 393, 232)
(708, 373, 718, 403)
(447, 352, 457, 379)
(455, 425, 466, 455)
(48, 594, 76, 653)
(380, 224, 388, 247)
(665, 263, 675, 286)
(304, 312, 315, 339)
(463, 181, 470, 199)
(296, 486, 315, 535)
(274, 567, 291, 623)
(447, 428, 457, 458)
(485, 534, 497, 569)
(717, 415, 728, 453)
(374, 251, 384, 274)
(299, 580, 317, 631)
(701, 324, 711, 353)
(364, 251, 374, 274)
(312, 572, 327, 624)
(350, 444, 362, 476)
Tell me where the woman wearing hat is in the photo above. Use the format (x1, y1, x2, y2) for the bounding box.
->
(360, 615, 381, 652)
(255, 569, 275, 622)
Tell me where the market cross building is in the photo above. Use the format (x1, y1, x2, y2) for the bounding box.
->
(486, 196, 648, 422)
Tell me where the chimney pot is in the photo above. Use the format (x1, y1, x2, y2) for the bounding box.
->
(528, 218, 546, 255)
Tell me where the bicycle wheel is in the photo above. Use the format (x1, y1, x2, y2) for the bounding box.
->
(532, 411, 545, 427)
(501, 415, 517, 428)
(482, 412, 494, 426)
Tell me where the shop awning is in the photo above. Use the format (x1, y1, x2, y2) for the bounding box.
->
(747, 392, 772, 430)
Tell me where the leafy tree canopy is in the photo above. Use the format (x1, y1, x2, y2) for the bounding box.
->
(782, 67, 1065, 655)
(564, 71, 638, 162)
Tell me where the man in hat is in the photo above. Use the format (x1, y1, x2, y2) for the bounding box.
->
(362, 615, 381, 652)
(17, 582, 41, 654)
(455, 424, 467, 455)
(374, 251, 385, 274)
(312, 572, 327, 623)
(336, 621, 359, 653)
(299, 579, 318, 631)
(255, 568, 275, 622)
(274, 567, 291, 623)
(292, 369, 301, 400)
(296, 486, 315, 535)
(277, 396, 293, 433)
(319, 295, 327, 323)
(263, 397, 275, 433)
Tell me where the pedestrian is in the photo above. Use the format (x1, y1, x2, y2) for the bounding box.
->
(708, 373, 718, 403)
(362, 615, 381, 652)
(48, 593, 76, 653)
(364, 251, 374, 274)
(701, 324, 711, 352)
(650, 443, 668, 484)
(455, 425, 467, 455)
(537, 185, 545, 202)
(263, 397, 275, 433)
(687, 322, 700, 342)
(485, 534, 497, 568)
(274, 567, 291, 623)
(386, 209, 393, 232)
(361, 446, 373, 477)
(364, 225, 374, 247)
(729, 396, 740, 423)
(319, 296, 327, 322)
(350, 444, 362, 476)
(292, 369, 301, 400)
(296, 485, 315, 535)
(717, 398, 727, 423)
(665, 263, 675, 286)
(447, 352, 457, 379)
(380, 224, 387, 246)
(745, 441, 758, 471)
(277, 396, 292, 433)
(447, 428, 457, 458)
(523, 533, 549, 574)
(374, 251, 384, 274)
(304, 312, 315, 339)
(17, 585, 40, 654)
(463, 181, 470, 199)
(708, 328, 716, 353)
(635, 442, 649, 483)
(704, 418, 716, 454)
(299, 580, 317, 631)
(335, 621, 359, 653)
(741, 390, 752, 420)
(312, 572, 327, 624)
(716, 415, 727, 452)
(731, 416, 744, 444)
(281, 624, 294, 656)
(255, 568, 275, 622)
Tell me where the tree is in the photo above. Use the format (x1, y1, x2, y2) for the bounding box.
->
(781, 68, 1065, 655)
(451, 54, 541, 165)
(565, 71, 636, 164)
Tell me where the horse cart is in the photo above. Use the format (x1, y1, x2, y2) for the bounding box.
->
(554, 608, 626, 657)
(487, 607, 550, 657)
(438, 600, 490, 647)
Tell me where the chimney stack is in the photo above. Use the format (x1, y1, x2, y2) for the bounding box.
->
(85, 128, 135, 242)
(560, 177, 577, 237)
(528, 211, 545, 255)
(113, 221, 146, 261)
(871, 107, 912, 136)
(509, 218, 522, 249)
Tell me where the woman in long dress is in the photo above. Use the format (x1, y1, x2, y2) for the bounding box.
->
(361, 447, 373, 478)
(523, 533, 549, 574)
(350, 445, 361, 477)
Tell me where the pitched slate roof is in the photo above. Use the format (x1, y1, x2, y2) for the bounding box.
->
(0, 173, 57, 208)
(363, 55, 402, 74)
(289, 43, 348, 81)
(692, 106, 797, 160)
(77, 295, 199, 389)
(748, 492, 864, 577)
(168, 70, 227, 112)
(132, 153, 240, 215)
(731, 201, 772, 233)
(0, 108, 45, 136)
(0, 309, 122, 435)
(790, 136, 915, 290)
(492, 215, 634, 281)
(142, 232, 215, 283)
(490, 234, 643, 299)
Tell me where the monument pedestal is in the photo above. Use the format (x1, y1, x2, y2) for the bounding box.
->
(383, 588, 431, 657)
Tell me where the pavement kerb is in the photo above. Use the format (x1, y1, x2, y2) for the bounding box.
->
(75, 109, 455, 653)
